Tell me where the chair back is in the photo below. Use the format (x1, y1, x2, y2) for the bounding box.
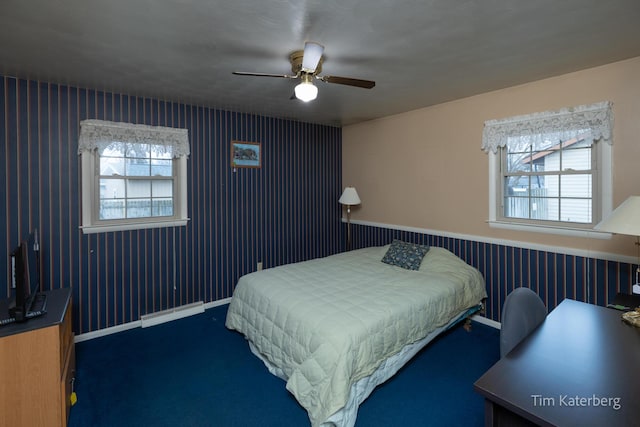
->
(500, 287, 547, 358)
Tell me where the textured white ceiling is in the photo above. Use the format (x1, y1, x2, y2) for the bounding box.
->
(2, 0, 639, 126)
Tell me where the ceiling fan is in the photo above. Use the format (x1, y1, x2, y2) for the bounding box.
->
(232, 42, 375, 102)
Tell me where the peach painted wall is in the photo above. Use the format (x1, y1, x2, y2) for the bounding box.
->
(342, 56, 640, 257)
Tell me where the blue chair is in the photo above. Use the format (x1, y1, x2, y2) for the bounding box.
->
(500, 287, 547, 358)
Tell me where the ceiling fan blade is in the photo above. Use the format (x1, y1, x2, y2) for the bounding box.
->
(232, 71, 295, 79)
(301, 42, 324, 73)
(321, 75, 376, 89)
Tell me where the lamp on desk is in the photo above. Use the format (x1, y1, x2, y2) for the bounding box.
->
(594, 196, 640, 295)
(339, 187, 361, 251)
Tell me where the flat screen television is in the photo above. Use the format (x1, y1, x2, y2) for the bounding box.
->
(9, 229, 43, 322)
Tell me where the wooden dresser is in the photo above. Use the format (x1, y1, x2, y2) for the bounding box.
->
(0, 288, 75, 427)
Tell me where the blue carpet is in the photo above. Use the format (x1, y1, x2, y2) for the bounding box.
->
(68, 304, 499, 427)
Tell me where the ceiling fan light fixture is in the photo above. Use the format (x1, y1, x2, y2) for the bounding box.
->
(295, 74, 318, 102)
(232, 42, 375, 101)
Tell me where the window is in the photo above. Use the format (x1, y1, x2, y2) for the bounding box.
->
(483, 102, 613, 236)
(79, 120, 190, 234)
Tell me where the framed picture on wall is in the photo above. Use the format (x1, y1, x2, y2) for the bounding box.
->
(231, 141, 261, 168)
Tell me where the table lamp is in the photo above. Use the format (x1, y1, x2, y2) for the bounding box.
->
(594, 196, 640, 294)
(339, 187, 361, 251)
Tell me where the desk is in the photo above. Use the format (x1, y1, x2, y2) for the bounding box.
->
(474, 299, 640, 427)
(609, 292, 640, 311)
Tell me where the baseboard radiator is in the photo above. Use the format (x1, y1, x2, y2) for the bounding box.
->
(140, 301, 205, 328)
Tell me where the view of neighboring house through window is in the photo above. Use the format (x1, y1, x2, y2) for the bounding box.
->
(99, 143, 174, 220)
(502, 132, 593, 224)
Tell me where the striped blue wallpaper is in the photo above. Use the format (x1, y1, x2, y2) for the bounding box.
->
(351, 222, 637, 322)
(3, 74, 634, 334)
(1, 76, 343, 334)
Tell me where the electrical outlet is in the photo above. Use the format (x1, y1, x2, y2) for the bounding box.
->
(257, 262, 263, 271)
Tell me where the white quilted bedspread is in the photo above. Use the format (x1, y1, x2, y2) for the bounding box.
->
(225, 246, 487, 426)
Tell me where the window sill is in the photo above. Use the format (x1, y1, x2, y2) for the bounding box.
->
(81, 218, 190, 234)
(487, 220, 612, 239)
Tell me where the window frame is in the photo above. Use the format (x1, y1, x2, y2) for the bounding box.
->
(483, 102, 613, 238)
(488, 140, 611, 238)
(79, 120, 190, 234)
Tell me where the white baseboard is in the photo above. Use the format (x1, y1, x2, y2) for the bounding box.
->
(141, 301, 205, 328)
(204, 297, 232, 309)
(75, 298, 232, 343)
(75, 298, 497, 344)
(75, 321, 141, 343)
(471, 314, 501, 330)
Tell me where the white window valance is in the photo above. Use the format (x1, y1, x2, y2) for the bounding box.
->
(481, 101, 613, 153)
(78, 119, 190, 158)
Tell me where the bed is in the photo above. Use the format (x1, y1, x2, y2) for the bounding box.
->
(225, 241, 487, 427)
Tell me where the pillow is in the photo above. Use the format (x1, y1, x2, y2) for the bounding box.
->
(381, 239, 429, 271)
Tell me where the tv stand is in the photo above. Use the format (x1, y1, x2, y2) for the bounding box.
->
(0, 288, 74, 427)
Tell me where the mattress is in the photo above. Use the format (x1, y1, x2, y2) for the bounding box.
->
(225, 245, 487, 426)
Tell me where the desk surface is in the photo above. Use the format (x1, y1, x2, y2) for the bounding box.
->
(474, 299, 640, 427)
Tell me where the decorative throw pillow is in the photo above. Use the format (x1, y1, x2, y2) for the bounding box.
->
(381, 239, 429, 271)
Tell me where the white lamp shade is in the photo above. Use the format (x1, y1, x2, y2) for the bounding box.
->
(594, 196, 640, 236)
(294, 81, 318, 102)
(339, 187, 361, 205)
